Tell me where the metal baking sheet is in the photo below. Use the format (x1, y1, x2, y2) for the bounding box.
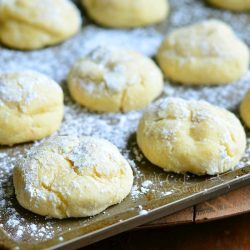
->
(1, 0, 250, 249)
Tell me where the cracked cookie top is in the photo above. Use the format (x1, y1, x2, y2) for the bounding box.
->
(137, 97, 246, 175)
(0, 71, 63, 145)
(0, 71, 62, 113)
(67, 46, 164, 112)
(13, 136, 133, 219)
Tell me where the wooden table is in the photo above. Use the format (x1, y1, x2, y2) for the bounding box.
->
(142, 184, 250, 228)
(83, 185, 250, 249)
(84, 212, 250, 250)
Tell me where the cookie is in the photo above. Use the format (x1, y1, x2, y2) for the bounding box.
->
(13, 136, 133, 218)
(82, 0, 169, 28)
(68, 46, 164, 112)
(156, 20, 249, 85)
(0, 0, 81, 50)
(137, 97, 246, 175)
(0, 71, 63, 145)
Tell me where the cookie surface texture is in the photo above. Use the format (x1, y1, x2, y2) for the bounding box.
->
(68, 46, 164, 112)
(240, 89, 250, 128)
(0, 0, 82, 50)
(0, 71, 64, 145)
(13, 136, 134, 218)
(137, 97, 246, 175)
(82, 0, 169, 28)
(156, 20, 249, 85)
(208, 0, 250, 11)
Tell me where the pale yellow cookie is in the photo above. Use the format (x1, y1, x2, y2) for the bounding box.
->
(13, 136, 133, 219)
(82, 0, 169, 28)
(208, 0, 250, 11)
(240, 89, 250, 128)
(156, 20, 249, 85)
(137, 97, 246, 175)
(67, 46, 164, 112)
(0, 71, 63, 145)
(0, 0, 82, 50)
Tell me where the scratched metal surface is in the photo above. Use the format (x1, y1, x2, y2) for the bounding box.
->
(0, 0, 250, 249)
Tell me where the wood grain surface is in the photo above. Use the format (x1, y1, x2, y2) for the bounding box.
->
(195, 185, 250, 222)
(139, 185, 250, 228)
(83, 185, 250, 250)
(83, 212, 250, 250)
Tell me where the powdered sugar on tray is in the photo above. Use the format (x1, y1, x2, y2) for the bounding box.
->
(0, 0, 250, 244)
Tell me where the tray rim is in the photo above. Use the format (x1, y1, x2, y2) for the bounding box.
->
(2, 166, 250, 250)
(54, 168, 250, 250)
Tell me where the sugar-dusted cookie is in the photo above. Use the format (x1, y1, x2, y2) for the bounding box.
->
(137, 97, 246, 175)
(68, 47, 164, 112)
(157, 20, 249, 85)
(0, 71, 63, 145)
(13, 136, 133, 218)
(0, 0, 82, 50)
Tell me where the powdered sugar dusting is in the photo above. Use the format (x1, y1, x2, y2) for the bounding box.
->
(0, 0, 250, 246)
(0, 71, 60, 112)
(73, 47, 132, 94)
(165, 19, 245, 59)
(0, 73, 38, 111)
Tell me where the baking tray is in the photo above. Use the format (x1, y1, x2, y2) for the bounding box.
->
(1, 0, 250, 249)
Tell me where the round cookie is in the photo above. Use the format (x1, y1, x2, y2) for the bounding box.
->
(82, 0, 169, 28)
(67, 46, 164, 112)
(240, 89, 250, 128)
(156, 20, 250, 85)
(208, 0, 250, 11)
(137, 97, 246, 175)
(0, 71, 63, 145)
(13, 136, 134, 219)
(0, 0, 82, 50)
